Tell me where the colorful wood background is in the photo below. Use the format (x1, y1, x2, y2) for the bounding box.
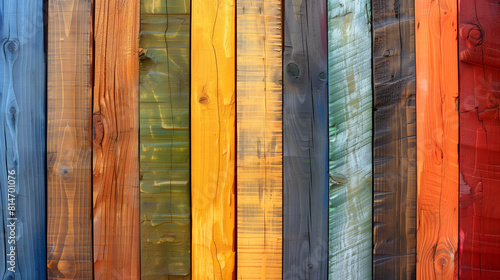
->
(0, 0, 499, 279)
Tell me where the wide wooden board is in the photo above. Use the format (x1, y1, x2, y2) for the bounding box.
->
(236, 0, 283, 279)
(93, 0, 140, 278)
(191, 0, 236, 279)
(283, 0, 329, 278)
(415, 0, 458, 278)
(47, 0, 93, 278)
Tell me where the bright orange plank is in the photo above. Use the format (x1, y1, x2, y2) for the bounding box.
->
(415, 0, 459, 278)
(191, 0, 236, 278)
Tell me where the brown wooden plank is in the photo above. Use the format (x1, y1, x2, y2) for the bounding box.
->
(283, 0, 329, 278)
(372, 0, 417, 277)
(93, 0, 140, 278)
(46, 0, 93, 278)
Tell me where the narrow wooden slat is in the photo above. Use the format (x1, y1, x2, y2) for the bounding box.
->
(0, 1, 46, 278)
(459, 0, 500, 277)
(139, 1, 191, 278)
(93, 0, 140, 278)
(236, 0, 283, 278)
(372, 0, 417, 277)
(415, 0, 458, 278)
(283, 0, 328, 278)
(192, 0, 236, 279)
(46, 0, 93, 278)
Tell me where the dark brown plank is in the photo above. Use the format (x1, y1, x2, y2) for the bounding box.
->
(372, 0, 417, 278)
(283, 0, 328, 278)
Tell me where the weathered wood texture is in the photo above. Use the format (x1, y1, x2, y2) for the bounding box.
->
(139, 1, 191, 279)
(327, 0, 372, 279)
(459, 0, 500, 277)
(192, 0, 235, 279)
(415, 0, 458, 278)
(93, 0, 140, 278)
(0, 1, 47, 278)
(372, 0, 417, 277)
(46, 0, 93, 278)
(236, 0, 283, 279)
(283, 0, 329, 279)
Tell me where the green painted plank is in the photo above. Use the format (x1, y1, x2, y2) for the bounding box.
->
(139, 0, 191, 279)
(328, 0, 372, 278)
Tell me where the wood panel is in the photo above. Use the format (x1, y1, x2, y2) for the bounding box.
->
(372, 0, 417, 278)
(139, 1, 191, 279)
(0, 1, 47, 278)
(459, 0, 500, 277)
(192, 0, 235, 279)
(93, 0, 140, 278)
(236, 0, 283, 278)
(283, 0, 328, 278)
(46, 0, 93, 278)
(415, 0, 458, 278)
(327, 0, 372, 278)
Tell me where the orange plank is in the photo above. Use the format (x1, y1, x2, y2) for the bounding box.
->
(236, 0, 283, 279)
(93, 0, 140, 278)
(191, 0, 236, 278)
(415, 0, 459, 278)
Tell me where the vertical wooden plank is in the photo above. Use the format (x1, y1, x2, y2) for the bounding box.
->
(192, 0, 236, 279)
(46, 0, 93, 278)
(283, 0, 328, 278)
(372, 0, 417, 277)
(459, 0, 500, 277)
(139, 1, 191, 279)
(327, 0, 372, 278)
(415, 0, 458, 278)
(0, 0, 47, 278)
(93, 0, 140, 278)
(236, 0, 283, 278)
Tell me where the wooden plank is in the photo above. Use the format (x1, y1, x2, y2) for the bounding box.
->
(372, 0, 417, 277)
(139, 1, 191, 279)
(459, 0, 500, 277)
(236, 0, 283, 278)
(191, 0, 236, 279)
(415, 0, 458, 278)
(93, 0, 140, 278)
(327, 0, 372, 278)
(46, 0, 93, 278)
(0, 1, 47, 278)
(283, 0, 328, 278)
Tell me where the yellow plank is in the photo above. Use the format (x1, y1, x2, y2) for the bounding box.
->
(191, 0, 236, 279)
(236, 0, 283, 279)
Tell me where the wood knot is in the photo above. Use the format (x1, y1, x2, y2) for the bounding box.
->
(93, 113, 104, 148)
(198, 94, 209, 105)
(286, 63, 300, 78)
(319, 72, 327, 81)
(4, 40, 19, 54)
(460, 24, 483, 48)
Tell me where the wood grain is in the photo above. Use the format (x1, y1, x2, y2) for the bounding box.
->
(139, 1, 191, 279)
(46, 0, 93, 278)
(93, 0, 140, 278)
(192, 0, 236, 279)
(0, 1, 47, 278)
(283, 0, 329, 279)
(236, 0, 283, 279)
(372, 0, 417, 278)
(459, 0, 500, 277)
(415, 0, 458, 278)
(327, 0, 372, 278)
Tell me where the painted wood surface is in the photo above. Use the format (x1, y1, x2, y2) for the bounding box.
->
(93, 0, 140, 278)
(283, 0, 329, 279)
(372, 0, 416, 278)
(459, 0, 500, 277)
(192, 0, 235, 279)
(0, 0, 47, 278)
(46, 0, 93, 278)
(415, 0, 458, 278)
(139, 1, 191, 279)
(327, 0, 372, 278)
(236, 0, 283, 278)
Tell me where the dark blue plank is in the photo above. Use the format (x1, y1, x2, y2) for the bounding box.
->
(0, 1, 46, 278)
